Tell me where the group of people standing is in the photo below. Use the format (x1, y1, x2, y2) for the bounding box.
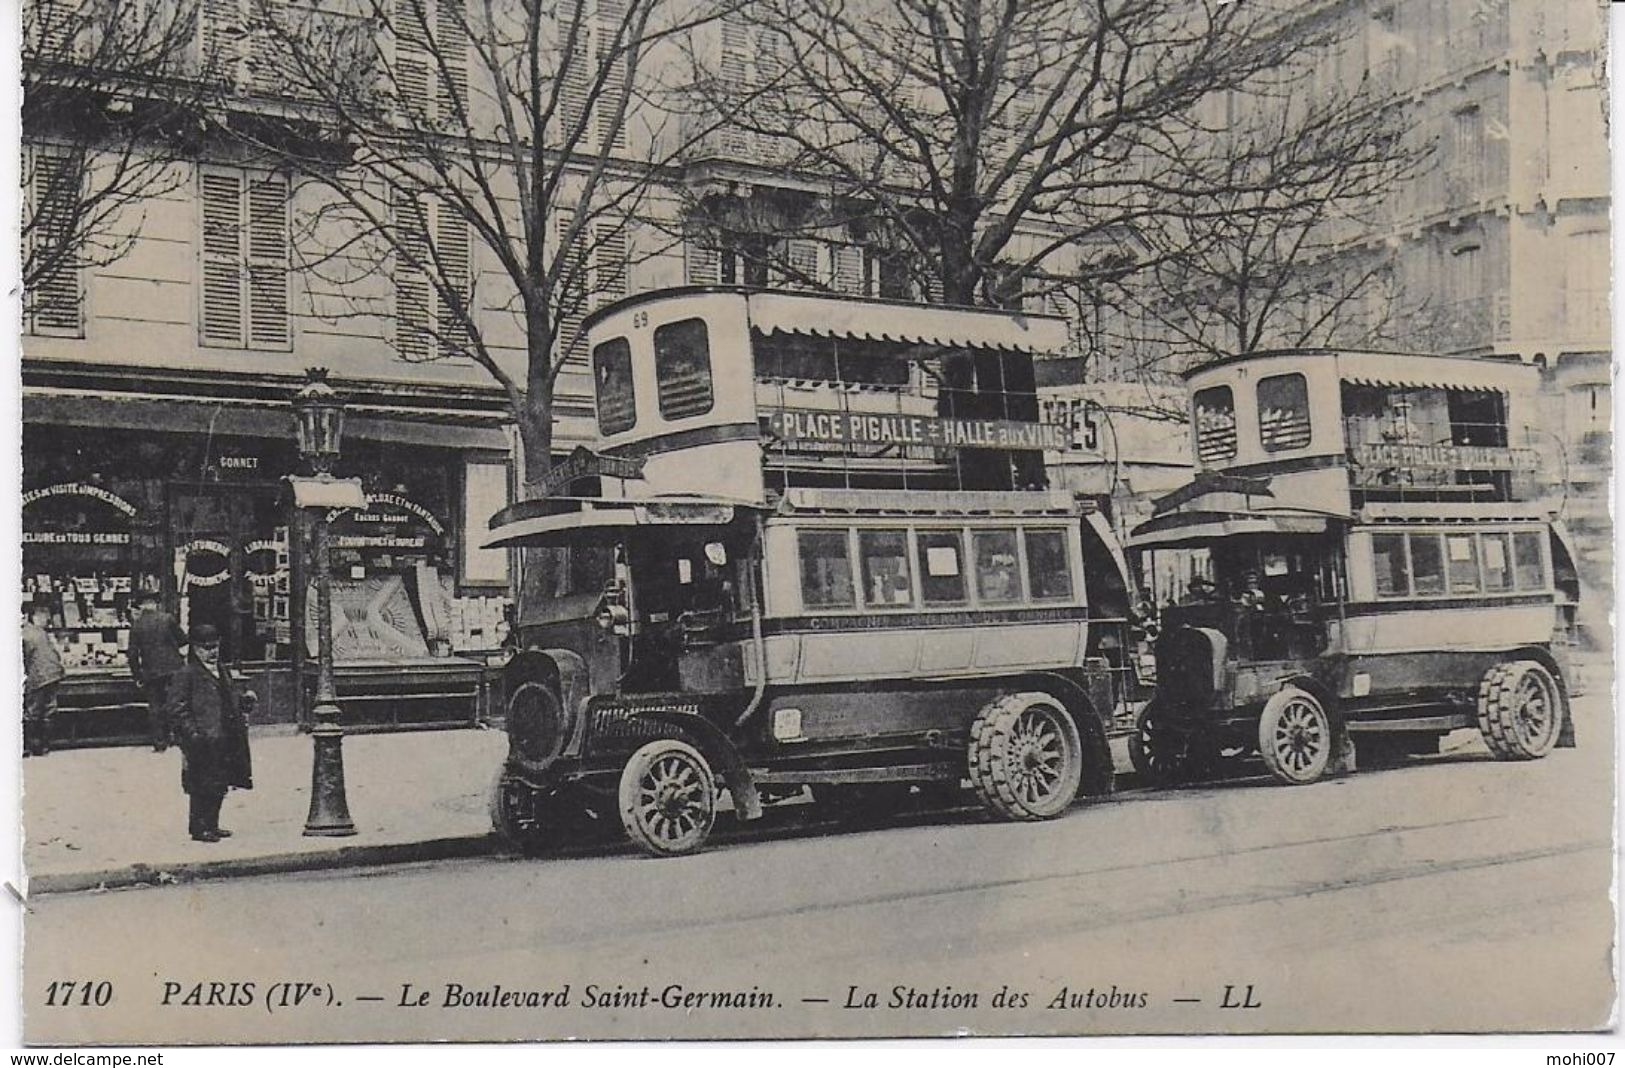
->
(21, 593, 254, 843)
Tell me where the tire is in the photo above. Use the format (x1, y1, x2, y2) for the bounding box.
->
(1258, 686, 1335, 785)
(1128, 701, 1216, 787)
(489, 772, 560, 857)
(968, 692, 1084, 821)
(1477, 660, 1564, 760)
(618, 739, 717, 857)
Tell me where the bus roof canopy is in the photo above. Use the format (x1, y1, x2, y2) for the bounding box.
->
(483, 498, 745, 549)
(747, 291, 1069, 353)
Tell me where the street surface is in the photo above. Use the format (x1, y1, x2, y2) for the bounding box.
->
(23, 689, 1615, 1043)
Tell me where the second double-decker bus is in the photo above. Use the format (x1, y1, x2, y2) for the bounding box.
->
(1127, 348, 1581, 787)
(484, 287, 1138, 856)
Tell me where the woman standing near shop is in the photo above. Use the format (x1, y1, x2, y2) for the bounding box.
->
(166, 624, 254, 843)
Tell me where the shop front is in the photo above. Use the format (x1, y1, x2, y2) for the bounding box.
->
(22, 413, 516, 747)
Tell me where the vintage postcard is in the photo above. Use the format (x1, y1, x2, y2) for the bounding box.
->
(13, 0, 1616, 1046)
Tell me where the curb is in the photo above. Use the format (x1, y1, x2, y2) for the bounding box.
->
(30, 833, 504, 896)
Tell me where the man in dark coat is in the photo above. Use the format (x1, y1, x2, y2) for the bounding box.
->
(128, 591, 186, 752)
(166, 624, 254, 842)
(21, 601, 65, 757)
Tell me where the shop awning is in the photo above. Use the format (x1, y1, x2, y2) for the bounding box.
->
(746, 292, 1069, 353)
(483, 497, 744, 548)
(1337, 352, 1537, 394)
(1128, 508, 1331, 549)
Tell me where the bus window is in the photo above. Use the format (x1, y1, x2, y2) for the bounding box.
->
(798, 529, 854, 609)
(1512, 531, 1545, 590)
(1194, 386, 1237, 463)
(1446, 533, 1480, 593)
(916, 530, 967, 605)
(973, 530, 1022, 604)
(859, 530, 913, 607)
(1409, 533, 1446, 595)
(1480, 533, 1513, 591)
(1024, 529, 1074, 601)
(1258, 373, 1312, 452)
(654, 318, 714, 419)
(1372, 533, 1409, 597)
(593, 337, 636, 435)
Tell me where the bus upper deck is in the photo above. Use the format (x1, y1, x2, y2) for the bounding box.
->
(567, 286, 1074, 505)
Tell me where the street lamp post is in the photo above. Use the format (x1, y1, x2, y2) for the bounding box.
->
(293, 367, 361, 837)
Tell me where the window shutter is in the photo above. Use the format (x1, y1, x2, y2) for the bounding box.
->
(200, 167, 246, 346)
(832, 244, 864, 295)
(593, 220, 628, 309)
(246, 174, 290, 347)
(394, 0, 433, 119)
(200, 0, 244, 86)
(245, 0, 288, 95)
(555, 211, 588, 367)
(685, 240, 721, 285)
(560, 0, 593, 145)
(394, 189, 432, 360)
(25, 150, 83, 336)
(783, 238, 818, 288)
(31, 0, 84, 59)
(435, 0, 469, 121)
(719, 16, 751, 157)
(595, 0, 628, 150)
(435, 202, 471, 357)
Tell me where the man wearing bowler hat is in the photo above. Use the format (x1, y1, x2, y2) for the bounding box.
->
(166, 623, 254, 842)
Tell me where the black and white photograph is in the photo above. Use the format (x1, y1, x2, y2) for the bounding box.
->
(10, 0, 1616, 1047)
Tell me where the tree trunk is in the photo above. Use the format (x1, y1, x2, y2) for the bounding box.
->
(516, 309, 557, 501)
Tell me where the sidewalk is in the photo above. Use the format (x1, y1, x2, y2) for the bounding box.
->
(23, 727, 509, 894)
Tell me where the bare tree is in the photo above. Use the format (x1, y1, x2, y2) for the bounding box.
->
(241, 0, 736, 489)
(1092, 82, 1430, 374)
(22, 0, 218, 312)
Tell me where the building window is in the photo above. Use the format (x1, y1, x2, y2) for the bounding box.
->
(915, 530, 967, 605)
(1408, 533, 1445, 596)
(1258, 373, 1312, 452)
(654, 317, 713, 419)
(1372, 533, 1409, 597)
(1023, 529, 1073, 601)
(1512, 531, 1545, 590)
(858, 530, 913, 607)
(1193, 386, 1237, 463)
(23, 147, 82, 337)
(972, 529, 1022, 604)
(199, 165, 290, 349)
(798, 529, 854, 609)
(592, 337, 636, 435)
(1480, 532, 1512, 592)
(555, 212, 628, 367)
(395, 191, 472, 361)
(1445, 533, 1480, 593)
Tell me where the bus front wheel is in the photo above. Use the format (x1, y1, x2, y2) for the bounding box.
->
(1258, 687, 1335, 786)
(618, 739, 718, 857)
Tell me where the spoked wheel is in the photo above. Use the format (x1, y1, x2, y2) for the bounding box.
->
(489, 772, 563, 857)
(969, 692, 1084, 821)
(1478, 660, 1565, 759)
(1258, 686, 1335, 785)
(618, 740, 717, 857)
(1128, 702, 1215, 787)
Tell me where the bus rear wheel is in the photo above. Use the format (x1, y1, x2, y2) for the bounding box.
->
(618, 739, 718, 857)
(1477, 660, 1564, 760)
(1258, 687, 1334, 786)
(490, 774, 562, 857)
(968, 692, 1084, 821)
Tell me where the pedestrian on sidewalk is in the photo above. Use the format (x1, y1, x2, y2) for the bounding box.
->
(21, 601, 64, 757)
(168, 623, 255, 843)
(128, 590, 186, 752)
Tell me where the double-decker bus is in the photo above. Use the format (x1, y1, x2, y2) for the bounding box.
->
(483, 287, 1137, 856)
(1127, 348, 1581, 786)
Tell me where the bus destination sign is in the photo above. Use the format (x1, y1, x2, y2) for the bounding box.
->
(1350, 442, 1541, 474)
(766, 407, 1072, 452)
